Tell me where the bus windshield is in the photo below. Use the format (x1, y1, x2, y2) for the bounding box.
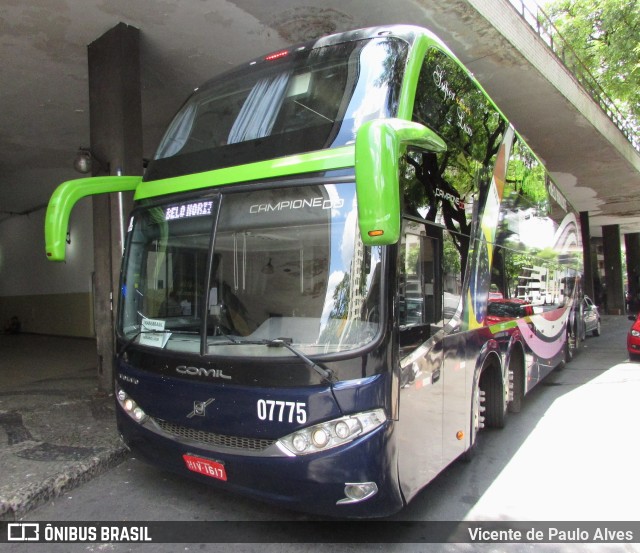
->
(119, 183, 383, 358)
(146, 37, 407, 180)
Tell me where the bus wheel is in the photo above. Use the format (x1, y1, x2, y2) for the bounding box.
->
(508, 356, 524, 414)
(481, 365, 507, 429)
(564, 331, 576, 364)
(461, 380, 485, 463)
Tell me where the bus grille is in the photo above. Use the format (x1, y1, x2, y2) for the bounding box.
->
(153, 419, 276, 452)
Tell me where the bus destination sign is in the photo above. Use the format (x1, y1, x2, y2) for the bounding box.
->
(165, 201, 214, 221)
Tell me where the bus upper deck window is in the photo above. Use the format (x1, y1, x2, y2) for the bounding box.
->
(286, 73, 311, 97)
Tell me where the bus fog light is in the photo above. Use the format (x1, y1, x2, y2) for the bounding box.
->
(337, 482, 379, 504)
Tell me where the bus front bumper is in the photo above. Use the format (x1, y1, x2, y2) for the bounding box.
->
(116, 407, 404, 518)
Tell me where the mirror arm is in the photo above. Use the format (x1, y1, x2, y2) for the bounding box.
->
(45, 176, 141, 262)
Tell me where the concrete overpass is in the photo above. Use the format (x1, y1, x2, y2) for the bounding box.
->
(1, 0, 638, 337)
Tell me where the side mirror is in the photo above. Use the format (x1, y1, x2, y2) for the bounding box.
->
(355, 119, 446, 246)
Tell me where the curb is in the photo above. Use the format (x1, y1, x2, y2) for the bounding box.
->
(0, 445, 129, 521)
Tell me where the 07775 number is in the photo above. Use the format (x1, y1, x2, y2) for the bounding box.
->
(256, 399, 307, 424)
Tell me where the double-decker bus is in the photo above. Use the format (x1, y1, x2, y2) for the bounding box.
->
(45, 25, 584, 517)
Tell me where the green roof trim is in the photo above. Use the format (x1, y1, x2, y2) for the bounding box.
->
(134, 146, 356, 200)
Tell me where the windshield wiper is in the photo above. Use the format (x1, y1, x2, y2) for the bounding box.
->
(209, 329, 244, 345)
(293, 100, 334, 123)
(207, 336, 336, 385)
(265, 338, 336, 385)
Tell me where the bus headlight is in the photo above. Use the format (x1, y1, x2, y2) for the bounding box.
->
(115, 385, 148, 424)
(276, 409, 386, 456)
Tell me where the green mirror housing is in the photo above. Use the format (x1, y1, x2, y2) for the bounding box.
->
(45, 175, 141, 262)
(355, 118, 447, 246)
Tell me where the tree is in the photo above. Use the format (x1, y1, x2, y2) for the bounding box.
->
(543, 0, 640, 127)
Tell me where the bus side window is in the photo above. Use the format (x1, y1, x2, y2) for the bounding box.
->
(399, 221, 440, 353)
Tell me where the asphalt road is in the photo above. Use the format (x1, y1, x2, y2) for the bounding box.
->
(5, 315, 640, 553)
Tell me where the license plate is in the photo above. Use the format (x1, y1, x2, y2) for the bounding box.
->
(183, 454, 227, 481)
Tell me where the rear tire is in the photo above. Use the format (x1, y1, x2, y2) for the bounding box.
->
(508, 357, 524, 414)
(481, 364, 507, 429)
(592, 320, 601, 337)
(460, 379, 484, 463)
(564, 331, 576, 364)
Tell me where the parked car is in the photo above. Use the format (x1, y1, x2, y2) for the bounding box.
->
(485, 298, 533, 326)
(627, 313, 640, 360)
(582, 295, 601, 337)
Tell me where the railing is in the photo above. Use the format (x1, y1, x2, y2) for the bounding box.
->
(507, 0, 639, 152)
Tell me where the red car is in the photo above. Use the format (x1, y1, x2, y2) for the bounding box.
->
(485, 298, 534, 326)
(627, 313, 640, 360)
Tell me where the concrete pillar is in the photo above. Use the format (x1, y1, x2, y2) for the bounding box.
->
(625, 233, 640, 313)
(580, 211, 594, 301)
(602, 225, 624, 315)
(88, 23, 143, 393)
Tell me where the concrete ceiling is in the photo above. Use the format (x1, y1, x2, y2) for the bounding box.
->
(1, 0, 639, 237)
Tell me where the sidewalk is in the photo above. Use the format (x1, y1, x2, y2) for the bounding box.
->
(0, 335, 127, 520)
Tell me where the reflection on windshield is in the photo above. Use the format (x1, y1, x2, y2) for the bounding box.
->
(206, 184, 381, 355)
(119, 199, 215, 354)
(119, 184, 382, 357)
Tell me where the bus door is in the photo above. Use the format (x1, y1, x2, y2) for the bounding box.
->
(396, 219, 444, 499)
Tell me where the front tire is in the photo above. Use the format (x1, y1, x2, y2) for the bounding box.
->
(592, 320, 601, 337)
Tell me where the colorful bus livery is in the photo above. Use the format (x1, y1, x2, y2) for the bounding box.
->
(45, 25, 584, 517)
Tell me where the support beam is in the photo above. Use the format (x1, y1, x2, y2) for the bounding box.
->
(602, 225, 624, 315)
(625, 233, 640, 314)
(88, 23, 143, 393)
(580, 212, 594, 301)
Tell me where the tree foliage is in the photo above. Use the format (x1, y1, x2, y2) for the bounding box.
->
(543, 0, 640, 126)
